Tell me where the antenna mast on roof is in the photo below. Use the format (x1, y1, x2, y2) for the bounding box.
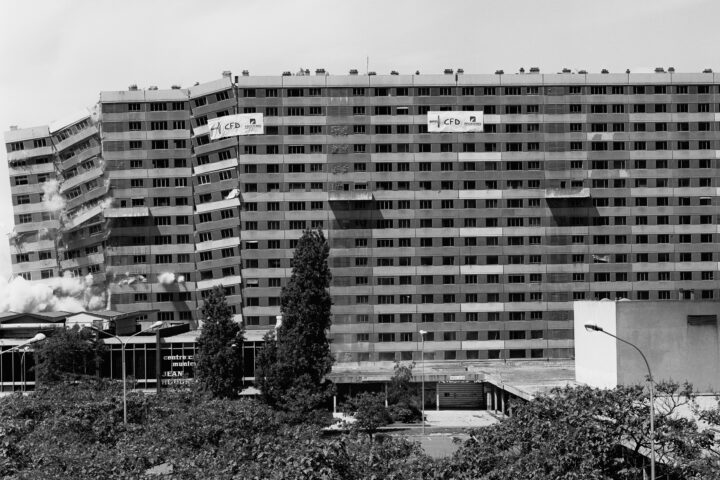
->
(366, 56, 369, 75)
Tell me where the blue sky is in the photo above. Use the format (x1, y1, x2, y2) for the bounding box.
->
(1, 0, 718, 278)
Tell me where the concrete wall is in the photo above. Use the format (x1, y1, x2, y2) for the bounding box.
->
(575, 300, 720, 392)
(574, 301, 618, 388)
(615, 302, 720, 392)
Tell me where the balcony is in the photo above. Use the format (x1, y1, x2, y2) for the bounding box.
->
(328, 191, 373, 201)
(544, 188, 590, 199)
(104, 207, 149, 218)
(64, 204, 103, 229)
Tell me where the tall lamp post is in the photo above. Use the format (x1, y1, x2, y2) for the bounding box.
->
(0, 333, 46, 357)
(91, 321, 163, 424)
(0, 334, 46, 391)
(585, 324, 655, 480)
(418, 330, 427, 434)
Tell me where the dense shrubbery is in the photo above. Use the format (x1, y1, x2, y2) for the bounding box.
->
(0, 380, 435, 479)
(1, 379, 718, 478)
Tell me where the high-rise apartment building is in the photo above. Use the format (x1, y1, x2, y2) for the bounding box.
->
(5, 69, 720, 363)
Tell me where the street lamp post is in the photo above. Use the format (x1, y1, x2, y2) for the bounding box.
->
(0, 333, 46, 357)
(418, 330, 427, 435)
(91, 321, 163, 424)
(585, 324, 655, 480)
(0, 334, 46, 391)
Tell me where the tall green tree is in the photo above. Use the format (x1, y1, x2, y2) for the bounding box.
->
(256, 229, 334, 415)
(34, 325, 106, 384)
(195, 286, 244, 398)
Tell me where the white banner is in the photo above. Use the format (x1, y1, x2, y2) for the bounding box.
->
(208, 113, 264, 139)
(427, 111, 484, 133)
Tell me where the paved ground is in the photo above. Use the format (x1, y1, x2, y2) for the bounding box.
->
(424, 409, 500, 428)
(386, 410, 500, 458)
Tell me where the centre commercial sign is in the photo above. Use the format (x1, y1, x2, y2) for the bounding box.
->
(209, 113, 264, 140)
(427, 111, 484, 133)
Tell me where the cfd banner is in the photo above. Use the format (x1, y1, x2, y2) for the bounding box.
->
(427, 111, 484, 133)
(208, 113, 264, 139)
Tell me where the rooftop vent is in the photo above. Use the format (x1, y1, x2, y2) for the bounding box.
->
(221, 70, 232, 78)
(148, 86, 158, 90)
(601, 69, 609, 74)
(626, 69, 631, 74)
(128, 84, 138, 91)
(562, 68, 571, 73)
(703, 68, 713, 73)
(368, 71, 376, 76)
(315, 68, 326, 75)
(242, 70, 250, 76)
(282, 71, 292, 76)
(349, 69, 358, 75)
(668, 67, 675, 73)
(390, 70, 399, 75)
(519, 67, 525, 73)
(529, 67, 540, 73)
(457, 68, 464, 74)
(171, 85, 181, 89)
(495, 70, 504, 75)
(9, 125, 18, 131)
(578, 69, 588, 74)
(444, 68, 453, 74)
(654, 67, 665, 73)
(415, 70, 420, 75)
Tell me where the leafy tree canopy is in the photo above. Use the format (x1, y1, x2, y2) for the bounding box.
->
(387, 362, 422, 422)
(342, 392, 392, 437)
(442, 382, 720, 480)
(256, 229, 334, 416)
(33, 325, 106, 384)
(195, 286, 244, 399)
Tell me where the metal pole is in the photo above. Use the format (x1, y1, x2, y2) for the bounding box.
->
(585, 325, 655, 480)
(121, 341, 128, 424)
(91, 322, 162, 425)
(421, 337, 425, 435)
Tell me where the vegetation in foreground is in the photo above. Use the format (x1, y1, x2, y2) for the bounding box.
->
(0, 380, 435, 479)
(0, 379, 718, 479)
(10, 229, 719, 478)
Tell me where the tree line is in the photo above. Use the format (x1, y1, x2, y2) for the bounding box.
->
(10, 229, 720, 478)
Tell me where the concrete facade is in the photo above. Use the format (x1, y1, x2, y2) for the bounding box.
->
(5, 69, 720, 365)
(575, 300, 720, 392)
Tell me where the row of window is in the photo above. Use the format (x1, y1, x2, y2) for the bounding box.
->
(329, 270, 716, 285)
(238, 176, 717, 193)
(340, 290, 716, 304)
(244, 250, 717, 270)
(347, 329, 546, 342)
(219, 121, 719, 137)
(236, 84, 719, 98)
(342, 350, 542, 361)
(228, 140, 718, 155)
(219, 103, 720, 119)
(237, 159, 719, 175)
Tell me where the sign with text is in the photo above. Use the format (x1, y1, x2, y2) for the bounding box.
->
(209, 113, 264, 139)
(161, 353, 195, 386)
(427, 111, 484, 133)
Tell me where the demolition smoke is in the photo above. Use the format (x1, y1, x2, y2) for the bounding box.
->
(158, 272, 176, 285)
(0, 272, 107, 314)
(41, 179, 66, 213)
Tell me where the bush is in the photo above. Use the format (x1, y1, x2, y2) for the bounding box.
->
(342, 392, 392, 436)
(387, 402, 422, 423)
